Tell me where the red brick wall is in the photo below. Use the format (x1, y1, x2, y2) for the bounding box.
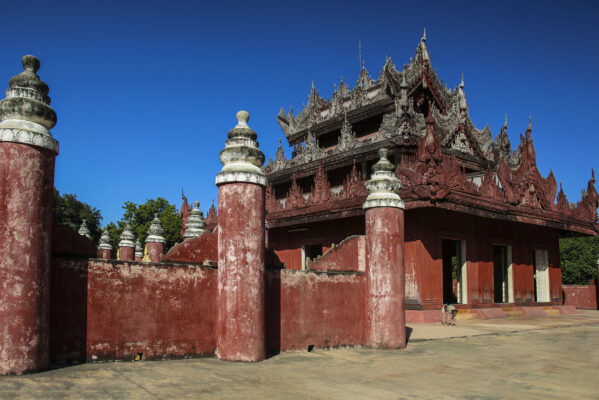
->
(86, 260, 217, 361)
(563, 285, 598, 309)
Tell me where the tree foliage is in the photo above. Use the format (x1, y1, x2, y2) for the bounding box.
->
(560, 235, 599, 284)
(53, 188, 102, 245)
(105, 197, 182, 252)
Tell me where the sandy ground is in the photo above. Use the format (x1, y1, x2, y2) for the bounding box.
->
(1, 311, 598, 399)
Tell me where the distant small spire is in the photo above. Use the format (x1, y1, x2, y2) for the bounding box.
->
(422, 27, 427, 42)
(78, 219, 91, 239)
(504, 114, 508, 129)
(527, 115, 532, 133)
(311, 80, 315, 90)
(460, 72, 464, 88)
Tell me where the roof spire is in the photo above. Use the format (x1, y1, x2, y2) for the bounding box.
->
(460, 72, 464, 88)
(422, 27, 427, 42)
(504, 113, 508, 129)
(527, 115, 532, 135)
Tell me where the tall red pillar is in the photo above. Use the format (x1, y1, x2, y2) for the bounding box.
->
(363, 149, 406, 349)
(215, 110, 266, 362)
(0, 56, 59, 374)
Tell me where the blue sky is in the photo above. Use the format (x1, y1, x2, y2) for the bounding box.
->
(1, 0, 598, 225)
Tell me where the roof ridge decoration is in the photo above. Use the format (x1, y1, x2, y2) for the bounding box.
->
(0, 55, 59, 153)
(205, 200, 218, 230)
(272, 32, 528, 172)
(183, 201, 207, 238)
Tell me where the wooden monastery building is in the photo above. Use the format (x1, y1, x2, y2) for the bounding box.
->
(264, 31, 598, 312)
(0, 33, 597, 375)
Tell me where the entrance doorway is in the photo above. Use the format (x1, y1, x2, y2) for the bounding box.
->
(533, 249, 550, 302)
(442, 239, 467, 304)
(492, 245, 513, 303)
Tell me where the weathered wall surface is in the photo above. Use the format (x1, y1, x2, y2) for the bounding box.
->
(50, 257, 89, 363)
(271, 216, 365, 270)
(563, 285, 598, 309)
(86, 260, 217, 361)
(307, 235, 365, 272)
(266, 269, 365, 353)
(163, 231, 218, 264)
(0, 143, 55, 374)
(50, 222, 96, 363)
(403, 208, 562, 310)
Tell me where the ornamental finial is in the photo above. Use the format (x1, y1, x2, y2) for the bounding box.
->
(504, 113, 508, 129)
(146, 213, 166, 244)
(0, 55, 59, 153)
(235, 110, 249, 128)
(118, 223, 135, 248)
(78, 219, 91, 239)
(183, 201, 207, 238)
(22, 55, 40, 73)
(422, 27, 427, 42)
(216, 111, 266, 186)
(363, 148, 404, 210)
(98, 227, 113, 251)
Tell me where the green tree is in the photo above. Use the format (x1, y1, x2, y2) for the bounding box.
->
(106, 197, 182, 252)
(53, 188, 102, 245)
(559, 235, 599, 284)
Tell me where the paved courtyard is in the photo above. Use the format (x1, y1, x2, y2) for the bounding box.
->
(1, 311, 598, 399)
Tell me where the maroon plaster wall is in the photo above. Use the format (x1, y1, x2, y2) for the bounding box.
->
(563, 284, 598, 309)
(86, 260, 217, 361)
(271, 216, 365, 270)
(307, 235, 365, 272)
(163, 231, 218, 263)
(266, 269, 365, 353)
(50, 257, 88, 362)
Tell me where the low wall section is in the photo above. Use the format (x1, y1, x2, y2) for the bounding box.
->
(86, 260, 217, 361)
(563, 284, 598, 310)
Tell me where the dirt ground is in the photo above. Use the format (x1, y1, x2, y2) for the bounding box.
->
(1, 311, 598, 399)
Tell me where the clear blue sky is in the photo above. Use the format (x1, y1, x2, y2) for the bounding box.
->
(2, 0, 598, 226)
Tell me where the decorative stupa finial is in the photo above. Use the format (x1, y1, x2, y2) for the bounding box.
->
(422, 27, 427, 42)
(146, 213, 166, 244)
(118, 223, 135, 248)
(98, 227, 113, 251)
(78, 219, 91, 239)
(135, 240, 144, 259)
(363, 148, 404, 210)
(0, 55, 59, 153)
(528, 115, 532, 131)
(504, 113, 508, 129)
(215, 111, 266, 186)
(183, 201, 207, 238)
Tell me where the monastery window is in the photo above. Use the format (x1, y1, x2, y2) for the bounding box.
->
(302, 244, 323, 270)
(442, 239, 467, 304)
(533, 249, 550, 303)
(492, 245, 513, 303)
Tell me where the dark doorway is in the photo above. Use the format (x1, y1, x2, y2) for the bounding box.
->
(442, 239, 465, 304)
(493, 245, 510, 303)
